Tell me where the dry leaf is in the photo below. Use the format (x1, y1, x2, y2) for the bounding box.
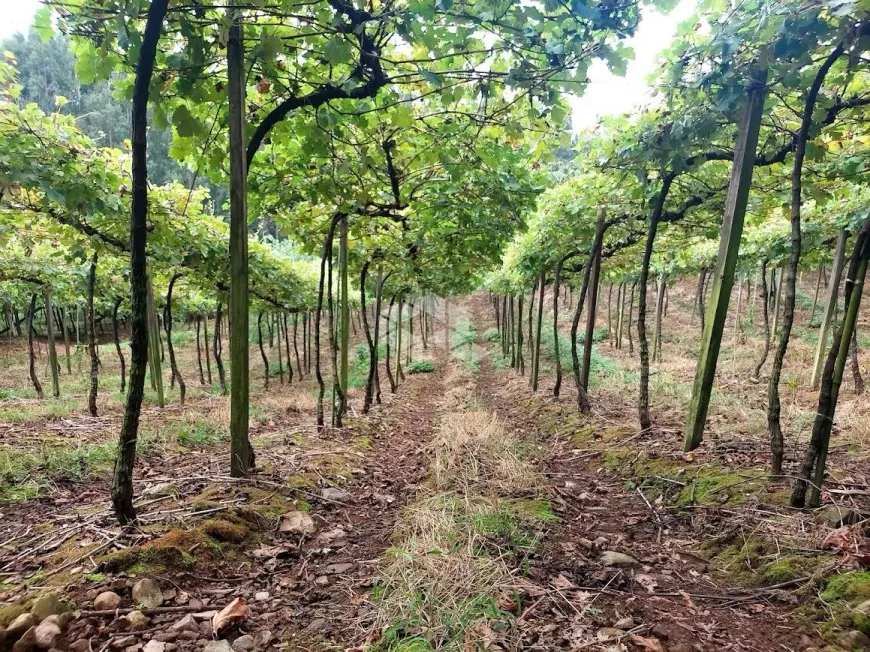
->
(212, 597, 248, 636)
(553, 574, 575, 590)
(629, 634, 665, 652)
(635, 573, 658, 593)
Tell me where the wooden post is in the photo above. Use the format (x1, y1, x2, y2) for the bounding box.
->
(684, 67, 768, 452)
(811, 228, 847, 388)
(228, 0, 251, 476)
(44, 286, 60, 398)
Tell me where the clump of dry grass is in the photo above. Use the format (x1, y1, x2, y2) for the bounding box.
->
(370, 383, 549, 650)
(432, 411, 539, 495)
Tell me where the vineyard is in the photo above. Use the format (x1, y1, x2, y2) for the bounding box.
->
(1, 0, 870, 650)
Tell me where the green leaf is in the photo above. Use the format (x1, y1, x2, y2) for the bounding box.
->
(172, 105, 199, 138)
(324, 37, 352, 66)
(33, 7, 54, 41)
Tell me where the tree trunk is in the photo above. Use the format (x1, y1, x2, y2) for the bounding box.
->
(683, 67, 767, 452)
(652, 274, 666, 363)
(808, 264, 823, 326)
(258, 312, 269, 390)
(733, 277, 743, 346)
(616, 282, 625, 350)
(527, 284, 535, 358)
(284, 312, 293, 383)
(61, 306, 72, 374)
(293, 313, 301, 380)
(203, 312, 213, 385)
(570, 210, 606, 413)
(337, 213, 349, 420)
(531, 271, 545, 391)
(195, 315, 206, 386)
(791, 218, 870, 507)
(408, 302, 414, 364)
(88, 252, 99, 416)
(302, 313, 308, 374)
(386, 294, 396, 393)
(517, 295, 525, 375)
(44, 286, 60, 398)
(164, 273, 185, 405)
(607, 282, 614, 347)
(146, 278, 164, 404)
(213, 301, 228, 395)
(28, 293, 44, 399)
(811, 229, 848, 388)
(693, 268, 707, 329)
(361, 261, 375, 414)
(114, 297, 127, 394)
(553, 257, 566, 397)
(769, 42, 844, 473)
(396, 295, 404, 384)
(275, 314, 284, 384)
(752, 261, 772, 380)
(627, 281, 636, 354)
(581, 234, 603, 392)
(315, 215, 340, 428)
(111, 0, 168, 525)
(638, 176, 674, 432)
(851, 327, 864, 395)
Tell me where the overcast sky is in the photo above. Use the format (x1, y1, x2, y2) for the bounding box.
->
(1, 0, 695, 130)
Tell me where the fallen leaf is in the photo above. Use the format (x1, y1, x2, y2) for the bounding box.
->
(629, 634, 665, 651)
(212, 597, 248, 636)
(635, 573, 658, 593)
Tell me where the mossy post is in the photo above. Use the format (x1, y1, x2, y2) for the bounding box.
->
(146, 276, 164, 408)
(684, 67, 768, 453)
(228, 0, 251, 476)
(811, 228, 847, 389)
(61, 305, 72, 374)
(338, 213, 349, 418)
(531, 271, 545, 391)
(43, 285, 60, 398)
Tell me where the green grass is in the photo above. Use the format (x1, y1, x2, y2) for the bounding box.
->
(482, 328, 500, 342)
(0, 436, 153, 501)
(407, 360, 435, 374)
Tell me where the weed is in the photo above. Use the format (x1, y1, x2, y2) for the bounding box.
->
(482, 328, 500, 342)
(407, 360, 435, 374)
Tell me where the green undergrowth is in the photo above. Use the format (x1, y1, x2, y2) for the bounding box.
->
(407, 360, 435, 374)
(0, 437, 154, 501)
(0, 397, 78, 424)
(700, 531, 835, 588)
(818, 572, 870, 636)
(483, 328, 500, 342)
(537, 325, 623, 388)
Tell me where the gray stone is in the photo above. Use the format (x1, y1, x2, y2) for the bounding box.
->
(279, 511, 316, 534)
(202, 642, 232, 652)
(599, 550, 639, 567)
(320, 487, 350, 502)
(94, 591, 122, 611)
(814, 505, 862, 528)
(40, 614, 71, 631)
(313, 576, 329, 586)
(11, 627, 36, 652)
(132, 579, 163, 609)
(169, 615, 199, 633)
(110, 636, 137, 649)
(30, 594, 67, 621)
(230, 635, 256, 651)
(613, 616, 634, 630)
(838, 630, 870, 650)
(6, 613, 38, 639)
(33, 621, 61, 649)
(68, 641, 90, 652)
(143, 482, 178, 497)
(324, 562, 354, 574)
(143, 642, 166, 652)
(125, 611, 150, 630)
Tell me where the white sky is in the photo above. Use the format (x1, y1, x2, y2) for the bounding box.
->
(0, 0, 42, 41)
(569, 0, 697, 131)
(1, 0, 695, 129)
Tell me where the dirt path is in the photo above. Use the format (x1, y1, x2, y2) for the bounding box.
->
(466, 293, 819, 652)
